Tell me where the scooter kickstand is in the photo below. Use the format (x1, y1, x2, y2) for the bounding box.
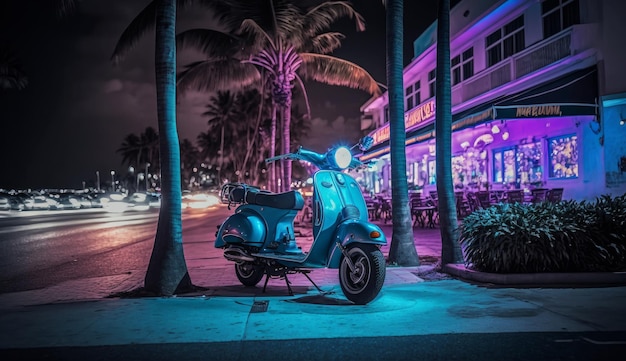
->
(302, 271, 333, 295)
(283, 273, 294, 296)
(262, 273, 270, 294)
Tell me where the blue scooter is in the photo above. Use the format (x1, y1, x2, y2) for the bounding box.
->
(214, 137, 387, 304)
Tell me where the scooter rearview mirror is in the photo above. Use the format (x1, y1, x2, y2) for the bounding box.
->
(358, 136, 374, 151)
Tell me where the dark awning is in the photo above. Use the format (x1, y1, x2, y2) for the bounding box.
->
(452, 65, 598, 131)
(360, 66, 599, 158)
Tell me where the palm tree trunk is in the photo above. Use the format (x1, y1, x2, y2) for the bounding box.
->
(386, 0, 419, 266)
(144, 0, 191, 295)
(219, 125, 225, 186)
(435, 0, 463, 265)
(269, 103, 277, 191)
(281, 102, 292, 192)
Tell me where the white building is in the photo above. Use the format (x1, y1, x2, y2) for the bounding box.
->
(358, 0, 626, 201)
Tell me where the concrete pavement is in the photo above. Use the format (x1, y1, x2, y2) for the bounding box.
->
(1, 205, 626, 358)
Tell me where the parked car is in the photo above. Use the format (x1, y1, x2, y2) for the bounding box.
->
(0, 195, 10, 211)
(55, 194, 82, 210)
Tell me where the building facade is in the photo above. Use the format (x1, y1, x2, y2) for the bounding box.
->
(358, 0, 626, 201)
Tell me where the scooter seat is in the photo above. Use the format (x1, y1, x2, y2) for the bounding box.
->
(233, 188, 304, 210)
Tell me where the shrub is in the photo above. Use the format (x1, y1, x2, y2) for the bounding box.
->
(458, 194, 626, 273)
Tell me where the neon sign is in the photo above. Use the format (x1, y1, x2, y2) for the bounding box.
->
(370, 99, 436, 146)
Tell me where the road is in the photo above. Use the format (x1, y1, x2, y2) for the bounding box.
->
(0, 206, 230, 294)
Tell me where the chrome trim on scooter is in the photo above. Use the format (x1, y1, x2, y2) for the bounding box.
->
(224, 247, 255, 262)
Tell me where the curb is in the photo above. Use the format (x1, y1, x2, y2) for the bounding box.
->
(443, 263, 626, 286)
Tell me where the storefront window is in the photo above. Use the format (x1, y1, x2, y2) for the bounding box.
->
(517, 141, 543, 185)
(503, 149, 516, 184)
(428, 160, 436, 185)
(492, 143, 542, 187)
(452, 149, 488, 190)
(452, 155, 466, 189)
(549, 134, 578, 178)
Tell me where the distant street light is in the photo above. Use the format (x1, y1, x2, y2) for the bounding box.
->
(145, 163, 150, 191)
(96, 171, 100, 191)
(129, 166, 136, 192)
(111, 170, 116, 192)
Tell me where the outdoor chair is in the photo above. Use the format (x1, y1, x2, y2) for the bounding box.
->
(546, 188, 564, 203)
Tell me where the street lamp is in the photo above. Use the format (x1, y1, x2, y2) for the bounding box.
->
(129, 166, 136, 192)
(145, 163, 150, 191)
(96, 171, 100, 191)
(111, 170, 116, 192)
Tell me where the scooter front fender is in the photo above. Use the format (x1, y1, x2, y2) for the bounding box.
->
(327, 220, 387, 268)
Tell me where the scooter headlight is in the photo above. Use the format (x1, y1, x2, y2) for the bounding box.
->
(332, 146, 352, 170)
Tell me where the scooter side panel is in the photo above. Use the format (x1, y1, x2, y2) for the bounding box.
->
(215, 207, 267, 248)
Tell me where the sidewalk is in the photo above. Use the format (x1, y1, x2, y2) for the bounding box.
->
(1, 212, 626, 354)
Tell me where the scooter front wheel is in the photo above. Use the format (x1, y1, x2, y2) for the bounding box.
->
(235, 262, 265, 287)
(339, 244, 385, 305)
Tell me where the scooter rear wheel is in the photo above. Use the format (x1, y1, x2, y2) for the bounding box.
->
(235, 262, 265, 287)
(339, 244, 386, 305)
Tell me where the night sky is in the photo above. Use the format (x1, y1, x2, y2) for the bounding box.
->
(0, 0, 441, 190)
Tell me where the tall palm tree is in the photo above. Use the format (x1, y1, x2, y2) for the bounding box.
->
(175, 0, 382, 192)
(180, 138, 199, 189)
(117, 133, 142, 167)
(384, 0, 419, 266)
(202, 90, 237, 185)
(142, 0, 191, 296)
(435, 0, 463, 265)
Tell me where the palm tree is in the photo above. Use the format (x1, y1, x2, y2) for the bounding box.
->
(435, 0, 463, 265)
(384, 0, 419, 266)
(140, 126, 160, 179)
(180, 138, 200, 189)
(132, 0, 191, 296)
(175, 0, 382, 192)
(117, 133, 142, 167)
(202, 90, 237, 185)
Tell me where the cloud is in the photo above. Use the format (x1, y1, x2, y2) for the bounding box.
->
(103, 79, 123, 93)
(302, 115, 362, 151)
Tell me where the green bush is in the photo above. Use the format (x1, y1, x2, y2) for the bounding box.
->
(458, 193, 626, 273)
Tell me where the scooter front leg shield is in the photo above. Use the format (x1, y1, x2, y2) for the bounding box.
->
(326, 220, 387, 268)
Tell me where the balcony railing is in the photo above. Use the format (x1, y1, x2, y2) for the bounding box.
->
(451, 26, 593, 106)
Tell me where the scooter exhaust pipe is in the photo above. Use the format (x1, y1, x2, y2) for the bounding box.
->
(224, 247, 255, 262)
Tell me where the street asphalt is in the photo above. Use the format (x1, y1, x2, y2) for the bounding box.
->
(1, 205, 625, 360)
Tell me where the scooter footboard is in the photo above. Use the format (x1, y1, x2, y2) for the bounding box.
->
(326, 220, 387, 268)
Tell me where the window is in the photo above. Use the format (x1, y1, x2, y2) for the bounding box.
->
(517, 142, 543, 185)
(542, 0, 580, 38)
(428, 69, 436, 98)
(428, 159, 436, 185)
(486, 15, 525, 67)
(383, 105, 389, 124)
(548, 134, 578, 178)
(405, 80, 421, 110)
(493, 148, 517, 184)
(492, 141, 543, 186)
(452, 47, 474, 85)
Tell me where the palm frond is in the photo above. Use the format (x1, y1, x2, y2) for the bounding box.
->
(308, 32, 345, 54)
(110, 1, 158, 65)
(176, 28, 241, 58)
(298, 53, 381, 96)
(303, 1, 366, 37)
(177, 59, 260, 93)
(239, 19, 276, 51)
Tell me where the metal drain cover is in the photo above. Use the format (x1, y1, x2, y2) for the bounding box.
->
(251, 300, 269, 313)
